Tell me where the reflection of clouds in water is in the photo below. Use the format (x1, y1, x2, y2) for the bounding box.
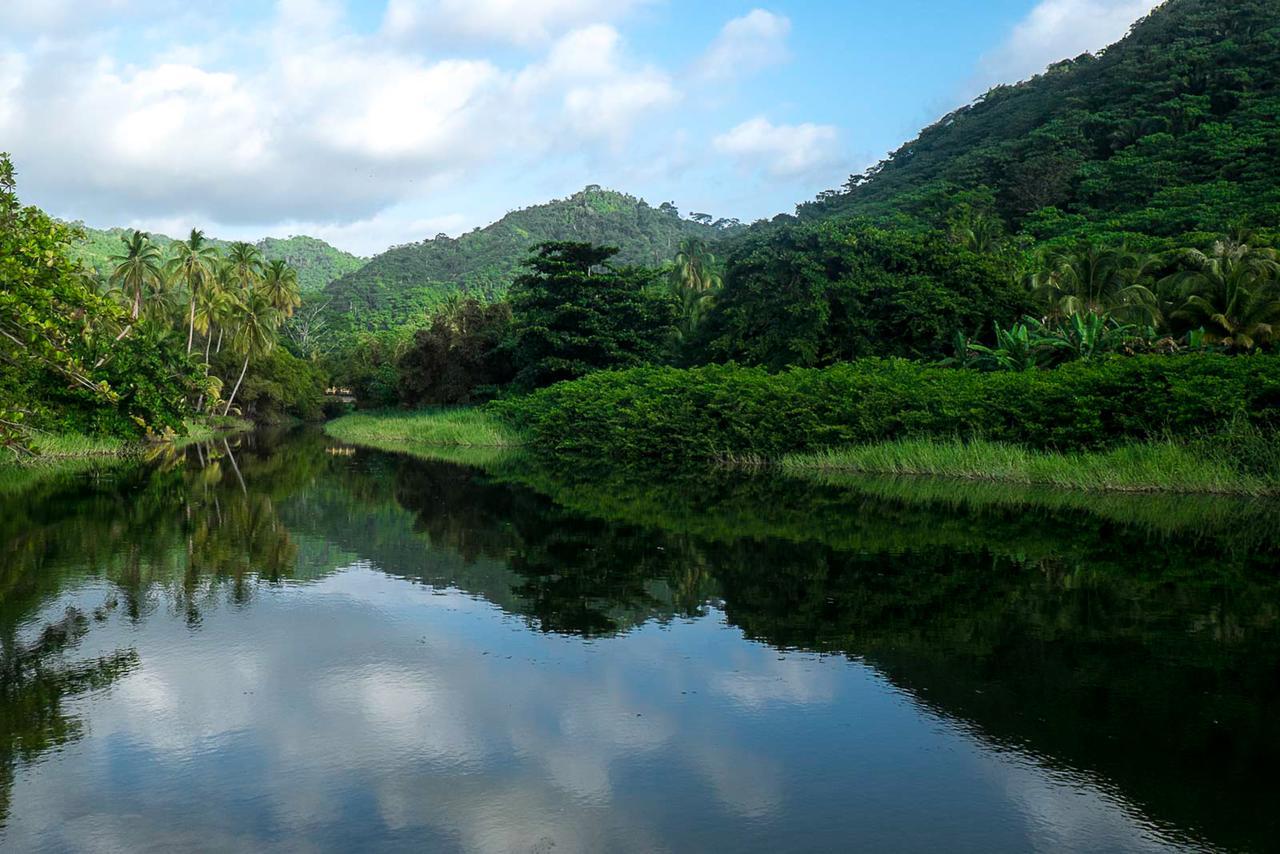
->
(980, 753, 1205, 854)
(710, 654, 836, 710)
(3, 568, 1206, 853)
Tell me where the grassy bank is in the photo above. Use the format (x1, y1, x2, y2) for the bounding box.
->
(6, 416, 253, 463)
(326, 407, 1278, 497)
(324, 409, 522, 466)
(779, 438, 1280, 496)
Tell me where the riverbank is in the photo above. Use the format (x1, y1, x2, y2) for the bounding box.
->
(6, 416, 253, 462)
(324, 409, 522, 467)
(777, 437, 1280, 496)
(324, 407, 1279, 496)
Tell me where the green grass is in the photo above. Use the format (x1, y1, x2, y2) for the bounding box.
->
(325, 409, 523, 465)
(780, 438, 1279, 496)
(5, 417, 253, 464)
(176, 417, 253, 446)
(25, 432, 128, 458)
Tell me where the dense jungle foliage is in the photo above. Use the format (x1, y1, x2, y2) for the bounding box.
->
(801, 0, 1280, 247)
(494, 356, 1280, 463)
(0, 153, 327, 455)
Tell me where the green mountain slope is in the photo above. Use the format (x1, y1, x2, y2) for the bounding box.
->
(322, 187, 739, 333)
(69, 226, 366, 293)
(802, 0, 1280, 245)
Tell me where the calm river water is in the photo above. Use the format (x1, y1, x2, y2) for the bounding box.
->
(2, 429, 1277, 853)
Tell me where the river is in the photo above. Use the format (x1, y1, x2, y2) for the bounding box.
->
(1, 428, 1277, 853)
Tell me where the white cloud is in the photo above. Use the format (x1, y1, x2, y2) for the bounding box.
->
(976, 0, 1161, 89)
(0, 0, 132, 34)
(713, 116, 839, 178)
(0, 9, 684, 249)
(697, 9, 791, 82)
(382, 0, 652, 47)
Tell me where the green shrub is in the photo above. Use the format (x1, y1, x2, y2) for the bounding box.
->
(494, 355, 1280, 463)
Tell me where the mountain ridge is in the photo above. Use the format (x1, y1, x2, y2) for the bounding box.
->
(321, 185, 742, 334)
(799, 0, 1280, 245)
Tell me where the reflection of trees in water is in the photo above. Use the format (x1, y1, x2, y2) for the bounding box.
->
(3, 433, 1279, 849)
(433, 461, 1280, 852)
(389, 460, 717, 636)
(0, 432, 310, 826)
(0, 602, 139, 828)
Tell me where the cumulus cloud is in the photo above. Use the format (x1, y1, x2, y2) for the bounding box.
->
(0, 0, 839, 253)
(697, 9, 791, 82)
(975, 0, 1162, 89)
(713, 116, 839, 178)
(382, 0, 653, 47)
(0, 6, 683, 249)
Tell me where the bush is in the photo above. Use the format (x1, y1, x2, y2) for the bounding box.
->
(494, 355, 1280, 463)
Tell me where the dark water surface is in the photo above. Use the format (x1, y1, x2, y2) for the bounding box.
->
(2, 429, 1278, 853)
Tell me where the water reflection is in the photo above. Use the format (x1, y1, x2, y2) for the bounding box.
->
(0, 429, 1276, 852)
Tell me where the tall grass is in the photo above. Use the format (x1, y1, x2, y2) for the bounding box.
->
(325, 409, 523, 464)
(26, 432, 128, 458)
(781, 437, 1279, 496)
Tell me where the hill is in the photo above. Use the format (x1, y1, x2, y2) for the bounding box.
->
(69, 226, 366, 293)
(322, 187, 740, 333)
(801, 0, 1280, 246)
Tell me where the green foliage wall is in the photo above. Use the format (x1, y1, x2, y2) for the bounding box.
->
(693, 219, 1031, 367)
(210, 347, 328, 422)
(496, 356, 1280, 463)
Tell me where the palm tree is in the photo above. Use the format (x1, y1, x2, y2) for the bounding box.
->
(260, 259, 301, 318)
(1166, 237, 1280, 350)
(109, 230, 164, 321)
(1031, 244, 1159, 324)
(225, 241, 264, 300)
(167, 229, 220, 353)
(669, 238, 723, 338)
(223, 288, 280, 417)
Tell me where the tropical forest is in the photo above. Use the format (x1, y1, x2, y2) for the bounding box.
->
(1, 0, 1279, 851)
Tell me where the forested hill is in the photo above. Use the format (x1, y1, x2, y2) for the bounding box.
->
(70, 226, 366, 292)
(322, 187, 739, 333)
(802, 0, 1280, 245)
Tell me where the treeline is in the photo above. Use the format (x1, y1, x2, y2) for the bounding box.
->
(0, 153, 326, 456)
(336, 213, 1280, 413)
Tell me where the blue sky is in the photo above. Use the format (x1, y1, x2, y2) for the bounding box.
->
(0, 0, 1160, 254)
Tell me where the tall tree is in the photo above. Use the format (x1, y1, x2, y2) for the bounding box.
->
(109, 231, 164, 321)
(225, 242, 264, 300)
(669, 238, 723, 340)
(261, 259, 301, 318)
(506, 242, 677, 391)
(223, 288, 280, 416)
(167, 229, 220, 354)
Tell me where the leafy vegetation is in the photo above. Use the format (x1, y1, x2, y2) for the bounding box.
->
(397, 297, 513, 406)
(494, 356, 1280, 463)
(0, 153, 323, 456)
(504, 242, 677, 391)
